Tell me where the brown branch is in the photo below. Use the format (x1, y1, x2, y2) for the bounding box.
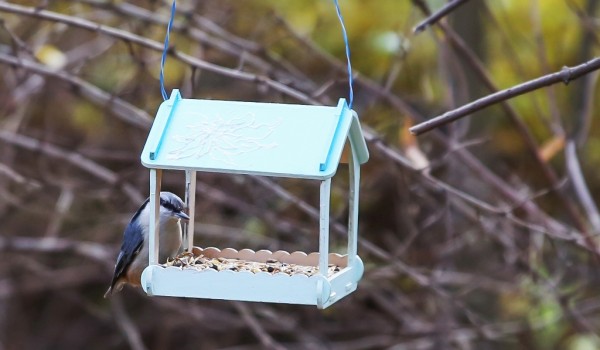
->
(44, 187, 75, 238)
(0, 265, 105, 299)
(0, 236, 112, 262)
(391, 295, 600, 348)
(279, 4, 590, 243)
(0, 52, 152, 129)
(0, 131, 145, 204)
(194, 180, 314, 241)
(410, 5, 590, 234)
(0, 1, 316, 104)
(233, 302, 286, 350)
(0, 162, 41, 189)
(273, 6, 590, 248)
(78, 0, 271, 71)
(407, 15, 594, 239)
(410, 57, 600, 135)
(413, 0, 471, 34)
(269, 10, 590, 246)
(364, 132, 591, 248)
(110, 295, 148, 350)
(565, 140, 600, 232)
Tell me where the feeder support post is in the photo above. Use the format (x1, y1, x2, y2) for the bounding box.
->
(184, 170, 196, 251)
(347, 138, 360, 267)
(319, 178, 331, 276)
(149, 169, 162, 265)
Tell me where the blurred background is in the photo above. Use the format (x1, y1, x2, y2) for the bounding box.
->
(1, 0, 600, 349)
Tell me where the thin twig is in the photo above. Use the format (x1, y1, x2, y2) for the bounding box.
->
(413, 0, 471, 33)
(408, 17, 594, 238)
(565, 140, 600, 233)
(110, 295, 148, 350)
(0, 264, 105, 299)
(249, 154, 591, 337)
(0, 236, 112, 262)
(0, 53, 152, 129)
(195, 180, 313, 242)
(0, 162, 41, 189)
(364, 131, 584, 245)
(0, 131, 145, 204)
(277, 4, 589, 246)
(566, 0, 600, 145)
(44, 186, 75, 238)
(410, 5, 591, 233)
(0, 1, 317, 104)
(389, 295, 600, 349)
(233, 302, 286, 350)
(78, 0, 270, 71)
(270, 9, 588, 247)
(410, 57, 600, 135)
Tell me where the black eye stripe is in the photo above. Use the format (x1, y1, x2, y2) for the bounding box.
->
(160, 198, 182, 212)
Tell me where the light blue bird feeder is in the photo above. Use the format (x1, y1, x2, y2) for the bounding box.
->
(140, 89, 369, 308)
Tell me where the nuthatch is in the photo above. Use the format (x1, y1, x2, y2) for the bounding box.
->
(104, 191, 189, 298)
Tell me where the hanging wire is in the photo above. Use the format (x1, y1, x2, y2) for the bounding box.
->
(333, 0, 354, 109)
(159, 0, 353, 106)
(160, 0, 177, 101)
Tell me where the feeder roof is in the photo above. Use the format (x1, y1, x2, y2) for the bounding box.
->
(141, 90, 368, 179)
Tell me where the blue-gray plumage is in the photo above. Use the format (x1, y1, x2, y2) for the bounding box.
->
(104, 191, 189, 298)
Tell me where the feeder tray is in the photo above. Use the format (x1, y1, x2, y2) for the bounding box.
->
(140, 90, 369, 308)
(144, 247, 364, 307)
(164, 247, 346, 277)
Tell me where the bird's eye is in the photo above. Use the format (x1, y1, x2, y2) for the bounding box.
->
(160, 199, 174, 211)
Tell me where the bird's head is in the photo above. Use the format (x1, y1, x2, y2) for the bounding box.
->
(159, 192, 190, 222)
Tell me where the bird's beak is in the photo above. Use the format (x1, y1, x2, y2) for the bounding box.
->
(174, 211, 190, 221)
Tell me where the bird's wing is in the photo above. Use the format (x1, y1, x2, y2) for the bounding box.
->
(108, 220, 145, 291)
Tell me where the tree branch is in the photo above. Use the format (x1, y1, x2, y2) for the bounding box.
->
(0, 1, 316, 104)
(110, 295, 148, 350)
(0, 131, 145, 204)
(565, 140, 600, 233)
(413, 0, 471, 34)
(233, 302, 285, 350)
(0, 236, 112, 262)
(410, 57, 600, 135)
(0, 53, 152, 129)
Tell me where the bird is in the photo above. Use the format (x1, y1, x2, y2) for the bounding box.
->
(104, 191, 190, 298)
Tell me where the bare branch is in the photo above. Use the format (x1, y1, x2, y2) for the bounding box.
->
(565, 140, 600, 233)
(0, 52, 152, 129)
(44, 187, 75, 238)
(0, 1, 317, 103)
(2, 1, 600, 347)
(110, 295, 148, 350)
(0, 265, 105, 299)
(0, 162, 41, 189)
(279, 12, 589, 244)
(410, 57, 600, 135)
(413, 0, 471, 34)
(233, 302, 286, 350)
(409, 9, 593, 234)
(0, 236, 112, 265)
(79, 0, 270, 70)
(0, 131, 145, 204)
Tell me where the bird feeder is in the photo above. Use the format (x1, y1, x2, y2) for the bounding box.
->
(140, 90, 369, 308)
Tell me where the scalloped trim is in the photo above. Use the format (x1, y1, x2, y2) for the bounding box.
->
(158, 265, 318, 280)
(191, 246, 348, 267)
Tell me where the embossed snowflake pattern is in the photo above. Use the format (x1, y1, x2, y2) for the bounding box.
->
(167, 113, 280, 164)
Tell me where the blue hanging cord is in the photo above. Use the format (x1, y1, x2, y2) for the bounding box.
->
(160, 0, 177, 101)
(333, 0, 354, 109)
(159, 0, 352, 106)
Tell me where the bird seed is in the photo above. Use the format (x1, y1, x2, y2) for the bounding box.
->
(163, 251, 341, 277)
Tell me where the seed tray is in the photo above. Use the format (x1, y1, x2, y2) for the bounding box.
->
(163, 251, 341, 277)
